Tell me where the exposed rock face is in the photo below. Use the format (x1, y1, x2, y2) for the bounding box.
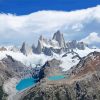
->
(0, 55, 27, 100)
(0, 55, 26, 80)
(36, 40, 43, 54)
(0, 47, 7, 51)
(67, 40, 77, 49)
(66, 40, 86, 50)
(16, 52, 100, 100)
(42, 47, 53, 56)
(53, 30, 66, 48)
(77, 42, 86, 50)
(39, 35, 48, 44)
(20, 42, 33, 56)
(32, 43, 36, 53)
(35, 35, 52, 55)
(69, 51, 100, 77)
(36, 59, 62, 80)
(33, 31, 67, 55)
(30, 31, 87, 56)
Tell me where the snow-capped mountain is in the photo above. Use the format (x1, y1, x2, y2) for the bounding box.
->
(0, 31, 100, 100)
(52, 30, 66, 48)
(30, 30, 88, 56)
(0, 30, 100, 72)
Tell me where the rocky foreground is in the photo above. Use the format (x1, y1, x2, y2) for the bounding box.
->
(0, 55, 35, 100)
(11, 51, 100, 100)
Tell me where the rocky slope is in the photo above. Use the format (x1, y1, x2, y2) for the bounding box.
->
(15, 51, 100, 100)
(0, 55, 34, 100)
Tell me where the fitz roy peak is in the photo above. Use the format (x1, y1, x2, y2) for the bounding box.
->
(21, 30, 87, 56)
(20, 30, 87, 56)
(52, 30, 66, 48)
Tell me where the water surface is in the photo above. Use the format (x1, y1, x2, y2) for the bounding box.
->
(16, 77, 37, 91)
(48, 75, 65, 81)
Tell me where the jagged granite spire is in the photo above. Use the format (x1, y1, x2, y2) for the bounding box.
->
(36, 40, 43, 54)
(32, 43, 36, 53)
(20, 42, 33, 56)
(52, 30, 66, 48)
(39, 34, 44, 41)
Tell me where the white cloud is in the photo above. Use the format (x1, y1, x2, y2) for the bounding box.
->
(72, 23, 83, 31)
(0, 5, 100, 45)
(80, 32, 100, 44)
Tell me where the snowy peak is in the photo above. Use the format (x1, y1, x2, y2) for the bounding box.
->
(52, 30, 66, 48)
(1, 30, 89, 56)
(31, 30, 87, 55)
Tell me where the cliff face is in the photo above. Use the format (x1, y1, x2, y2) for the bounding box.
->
(20, 42, 33, 56)
(17, 51, 100, 100)
(52, 30, 66, 48)
(0, 55, 30, 100)
(0, 55, 26, 80)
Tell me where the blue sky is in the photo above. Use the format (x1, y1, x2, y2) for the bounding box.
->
(0, 0, 100, 15)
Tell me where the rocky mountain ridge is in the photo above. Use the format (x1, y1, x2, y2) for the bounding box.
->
(20, 30, 87, 56)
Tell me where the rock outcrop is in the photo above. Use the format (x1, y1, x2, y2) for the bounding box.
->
(53, 30, 66, 48)
(38, 59, 62, 80)
(69, 51, 100, 77)
(0, 55, 26, 80)
(42, 47, 53, 56)
(0, 55, 27, 100)
(66, 40, 86, 50)
(0, 47, 7, 51)
(36, 40, 43, 54)
(20, 42, 33, 56)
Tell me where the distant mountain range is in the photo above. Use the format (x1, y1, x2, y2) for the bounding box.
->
(19, 30, 88, 56)
(0, 30, 100, 100)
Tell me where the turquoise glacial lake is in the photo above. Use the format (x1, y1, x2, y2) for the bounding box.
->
(48, 75, 65, 81)
(16, 77, 37, 91)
